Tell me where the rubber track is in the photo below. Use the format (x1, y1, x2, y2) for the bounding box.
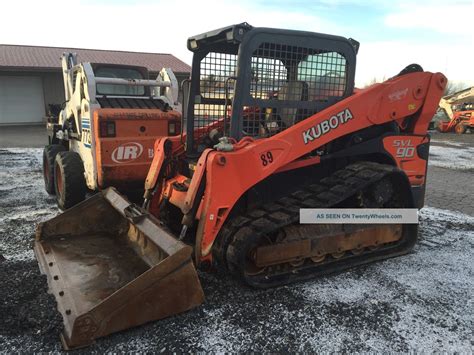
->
(218, 161, 418, 288)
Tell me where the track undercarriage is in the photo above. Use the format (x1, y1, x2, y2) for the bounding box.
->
(214, 162, 418, 288)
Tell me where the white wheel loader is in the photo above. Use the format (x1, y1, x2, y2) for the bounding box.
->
(43, 52, 182, 209)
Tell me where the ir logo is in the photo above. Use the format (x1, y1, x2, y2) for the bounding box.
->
(111, 142, 143, 163)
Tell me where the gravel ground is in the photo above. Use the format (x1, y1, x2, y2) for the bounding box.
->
(0, 142, 473, 352)
(430, 130, 474, 146)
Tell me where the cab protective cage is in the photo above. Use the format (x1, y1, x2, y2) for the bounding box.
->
(185, 22, 359, 154)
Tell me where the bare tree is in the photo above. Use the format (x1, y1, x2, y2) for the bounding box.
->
(444, 81, 469, 96)
(363, 76, 387, 88)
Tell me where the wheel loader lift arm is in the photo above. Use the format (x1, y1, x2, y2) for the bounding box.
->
(192, 71, 446, 259)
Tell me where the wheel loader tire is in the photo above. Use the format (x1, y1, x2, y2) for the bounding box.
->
(54, 151, 86, 210)
(455, 123, 467, 134)
(43, 144, 66, 195)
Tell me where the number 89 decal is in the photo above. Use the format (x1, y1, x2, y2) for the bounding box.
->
(260, 151, 274, 166)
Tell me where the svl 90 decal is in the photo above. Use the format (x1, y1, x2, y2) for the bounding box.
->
(393, 139, 415, 158)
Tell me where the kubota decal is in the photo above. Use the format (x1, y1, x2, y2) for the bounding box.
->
(303, 108, 354, 144)
(111, 142, 144, 163)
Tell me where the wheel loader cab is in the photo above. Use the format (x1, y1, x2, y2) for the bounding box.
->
(185, 23, 357, 153)
(93, 64, 148, 97)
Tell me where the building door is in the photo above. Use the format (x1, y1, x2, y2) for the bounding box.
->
(0, 76, 45, 125)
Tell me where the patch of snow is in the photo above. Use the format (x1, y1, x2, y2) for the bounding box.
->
(420, 206, 474, 224)
(301, 274, 396, 304)
(429, 145, 474, 170)
(0, 148, 58, 261)
(430, 139, 469, 147)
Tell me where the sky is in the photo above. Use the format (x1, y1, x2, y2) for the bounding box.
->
(1, 0, 473, 87)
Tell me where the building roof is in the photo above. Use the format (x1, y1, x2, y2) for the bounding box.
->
(0, 44, 191, 74)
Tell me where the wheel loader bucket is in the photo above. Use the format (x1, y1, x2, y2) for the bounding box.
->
(34, 188, 204, 349)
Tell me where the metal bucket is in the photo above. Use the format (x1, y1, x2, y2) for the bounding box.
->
(34, 188, 204, 349)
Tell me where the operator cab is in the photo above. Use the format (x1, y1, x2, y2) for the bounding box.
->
(184, 22, 358, 155)
(93, 64, 149, 97)
(91, 63, 171, 110)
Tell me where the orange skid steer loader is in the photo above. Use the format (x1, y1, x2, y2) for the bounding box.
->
(35, 23, 446, 349)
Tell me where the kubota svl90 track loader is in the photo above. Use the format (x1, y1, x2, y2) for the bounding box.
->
(35, 23, 446, 349)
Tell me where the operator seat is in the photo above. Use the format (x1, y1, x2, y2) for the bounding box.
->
(277, 80, 309, 127)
